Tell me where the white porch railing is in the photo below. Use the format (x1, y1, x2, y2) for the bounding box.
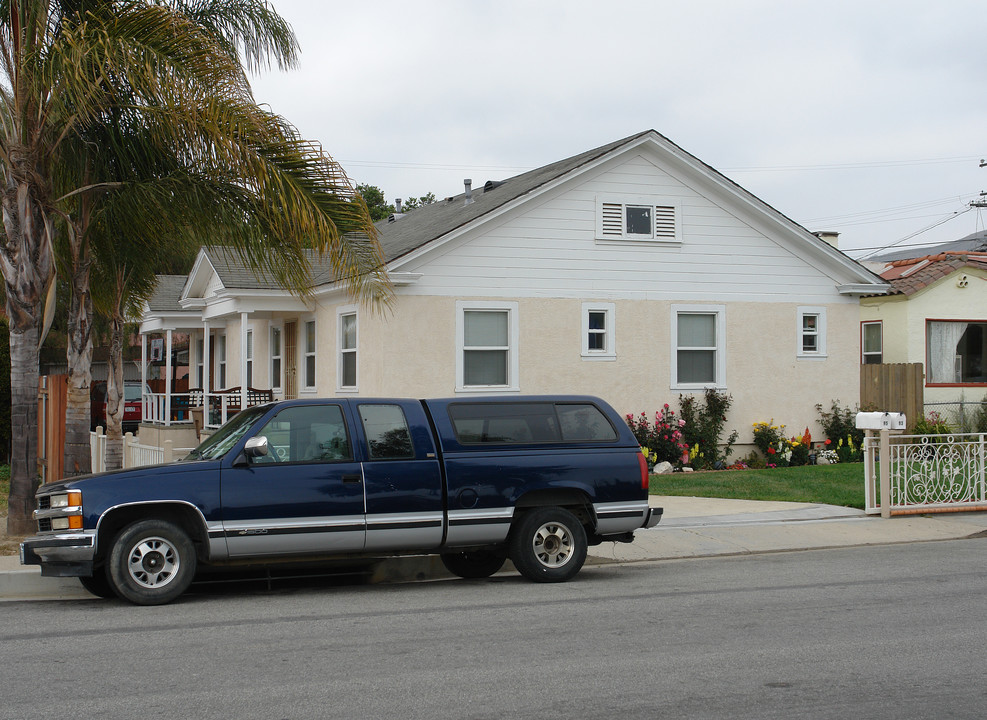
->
(90, 429, 194, 471)
(864, 431, 987, 516)
(144, 388, 274, 429)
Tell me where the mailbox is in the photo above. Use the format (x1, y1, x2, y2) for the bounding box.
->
(855, 411, 906, 430)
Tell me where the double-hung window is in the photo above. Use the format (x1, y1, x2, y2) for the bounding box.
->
(304, 320, 316, 390)
(582, 302, 615, 360)
(338, 308, 357, 390)
(672, 304, 725, 388)
(457, 301, 519, 391)
(217, 334, 227, 389)
(596, 195, 679, 243)
(797, 307, 827, 358)
(270, 326, 282, 391)
(195, 338, 204, 388)
(927, 320, 987, 384)
(861, 321, 882, 365)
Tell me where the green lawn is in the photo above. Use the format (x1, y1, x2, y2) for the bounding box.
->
(649, 462, 866, 509)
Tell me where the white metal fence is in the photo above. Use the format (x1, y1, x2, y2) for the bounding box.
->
(90, 428, 194, 472)
(864, 431, 987, 516)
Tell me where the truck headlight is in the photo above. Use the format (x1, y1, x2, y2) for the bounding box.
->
(51, 516, 84, 530)
(50, 490, 82, 509)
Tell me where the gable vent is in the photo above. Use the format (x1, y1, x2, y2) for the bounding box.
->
(601, 202, 623, 237)
(655, 206, 676, 239)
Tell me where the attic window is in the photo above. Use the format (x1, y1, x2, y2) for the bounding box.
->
(597, 196, 679, 243)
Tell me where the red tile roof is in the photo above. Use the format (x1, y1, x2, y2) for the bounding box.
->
(878, 252, 987, 296)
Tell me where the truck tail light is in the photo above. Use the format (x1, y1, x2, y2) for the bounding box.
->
(638, 452, 649, 490)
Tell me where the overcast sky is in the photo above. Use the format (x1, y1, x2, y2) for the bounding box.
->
(249, 0, 987, 259)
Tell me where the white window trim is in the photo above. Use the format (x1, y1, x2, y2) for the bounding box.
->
(581, 302, 616, 361)
(337, 305, 358, 393)
(302, 318, 317, 392)
(195, 336, 204, 388)
(596, 194, 681, 244)
(797, 306, 827, 359)
(456, 300, 520, 393)
(671, 304, 726, 390)
(861, 321, 882, 364)
(270, 323, 283, 393)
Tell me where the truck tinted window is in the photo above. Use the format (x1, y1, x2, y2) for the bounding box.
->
(359, 404, 415, 460)
(448, 402, 616, 444)
(253, 405, 351, 463)
(557, 403, 618, 441)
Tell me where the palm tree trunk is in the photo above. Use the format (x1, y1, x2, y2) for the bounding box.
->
(64, 234, 94, 477)
(2, 169, 55, 536)
(6, 323, 41, 536)
(104, 303, 127, 471)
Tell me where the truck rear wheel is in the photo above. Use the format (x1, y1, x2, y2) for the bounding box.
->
(509, 507, 587, 583)
(107, 520, 197, 605)
(440, 550, 507, 579)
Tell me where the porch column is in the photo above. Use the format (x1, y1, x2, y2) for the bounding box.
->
(141, 333, 147, 423)
(240, 312, 248, 410)
(202, 321, 211, 421)
(165, 329, 173, 426)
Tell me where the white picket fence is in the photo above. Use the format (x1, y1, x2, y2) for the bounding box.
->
(90, 427, 194, 473)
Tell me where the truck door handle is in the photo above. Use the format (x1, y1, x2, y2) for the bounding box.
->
(342, 474, 362, 484)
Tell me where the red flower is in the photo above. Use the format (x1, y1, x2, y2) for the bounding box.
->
(824, 439, 831, 446)
(767, 447, 776, 455)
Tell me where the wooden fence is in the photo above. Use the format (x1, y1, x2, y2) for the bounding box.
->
(38, 374, 68, 483)
(859, 363, 924, 430)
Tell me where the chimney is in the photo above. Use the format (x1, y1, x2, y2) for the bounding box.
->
(814, 231, 840, 249)
(395, 198, 402, 213)
(464, 179, 474, 205)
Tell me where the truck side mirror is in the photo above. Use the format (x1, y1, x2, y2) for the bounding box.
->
(244, 436, 270, 458)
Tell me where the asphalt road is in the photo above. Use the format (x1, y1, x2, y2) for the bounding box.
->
(2, 539, 986, 720)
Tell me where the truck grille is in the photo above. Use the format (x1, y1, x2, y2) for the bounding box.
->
(38, 518, 52, 532)
(38, 496, 51, 510)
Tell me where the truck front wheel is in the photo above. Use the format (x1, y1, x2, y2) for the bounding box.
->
(107, 520, 197, 605)
(440, 550, 507, 578)
(509, 507, 587, 583)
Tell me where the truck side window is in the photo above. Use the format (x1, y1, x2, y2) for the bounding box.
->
(556, 403, 618, 442)
(359, 404, 415, 460)
(448, 403, 561, 443)
(252, 404, 351, 463)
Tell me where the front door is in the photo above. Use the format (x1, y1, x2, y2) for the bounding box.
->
(283, 321, 297, 399)
(220, 403, 365, 557)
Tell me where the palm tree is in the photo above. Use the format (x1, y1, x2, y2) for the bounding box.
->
(1, 1, 390, 534)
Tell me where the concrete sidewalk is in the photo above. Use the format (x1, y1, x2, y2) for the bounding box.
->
(3, 496, 986, 601)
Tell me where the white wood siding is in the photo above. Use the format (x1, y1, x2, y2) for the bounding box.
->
(395, 153, 851, 306)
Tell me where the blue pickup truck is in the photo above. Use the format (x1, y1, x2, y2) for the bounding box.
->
(21, 395, 661, 605)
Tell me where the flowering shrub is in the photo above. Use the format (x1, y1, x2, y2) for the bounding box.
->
(818, 448, 840, 463)
(752, 421, 786, 457)
(913, 411, 951, 437)
(625, 405, 690, 467)
(680, 389, 739, 469)
(788, 427, 812, 466)
(835, 435, 862, 463)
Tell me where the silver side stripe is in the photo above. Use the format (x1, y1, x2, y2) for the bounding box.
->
(366, 512, 444, 531)
(594, 501, 649, 519)
(448, 507, 514, 526)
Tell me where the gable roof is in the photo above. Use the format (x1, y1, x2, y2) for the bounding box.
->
(878, 252, 987, 296)
(146, 275, 192, 312)
(376, 131, 651, 262)
(376, 129, 885, 291)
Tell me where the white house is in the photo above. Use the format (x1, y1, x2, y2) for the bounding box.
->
(140, 130, 888, 453)
(860, 249, 987, 427)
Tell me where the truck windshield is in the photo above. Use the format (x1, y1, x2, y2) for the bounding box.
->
(183, 405, 271, 461)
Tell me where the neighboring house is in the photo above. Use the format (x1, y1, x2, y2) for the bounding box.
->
(860, 251, 987, 425)
(140, 130, 888, 453)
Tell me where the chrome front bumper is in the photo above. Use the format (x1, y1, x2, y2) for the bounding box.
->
(20, 531, 97, 576)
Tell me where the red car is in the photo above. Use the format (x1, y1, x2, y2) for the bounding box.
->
(91, 382, 149, 434)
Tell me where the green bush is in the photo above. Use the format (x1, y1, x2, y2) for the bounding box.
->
(816, 400, 864, 448)
(913, 411, 951, 437)
(679, 388, 739, 470)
